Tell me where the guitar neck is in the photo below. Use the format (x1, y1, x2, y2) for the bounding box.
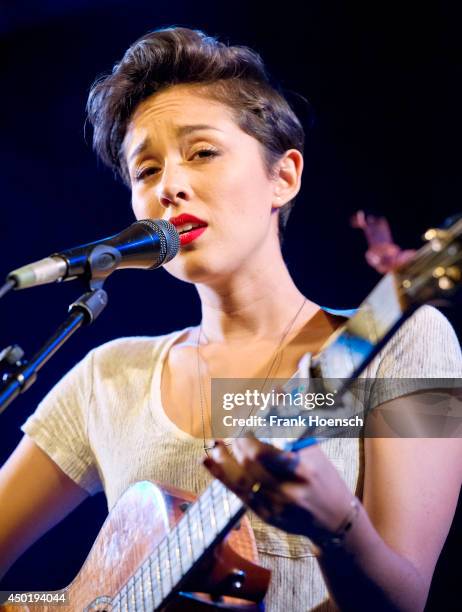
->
(311, 272, 412, 384)
(112, 479, 245, 610)
(313, 216, 462, 384)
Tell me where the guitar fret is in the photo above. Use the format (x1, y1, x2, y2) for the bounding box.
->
(222, 489, 231, 518)
(223, 485, 243, 516)
(148, 554, 162, 608)
(185, 512, 196, 562)
(210, 481, 222, 530)
(188, 503, 205, 560)
(127, 579, 135, 611)
(158, 538, 173, 596)
(211, 480, 231, 530)
(155, 542, 166, 600)
(111, 592, 121, 612)
(178, 516, 194, 569)
(120, 586, 128, 612)
(167, 529, 182, 584)
(141, 561, 154, 611)
(199, 489, 218, 546)
(133, 571, 143, 611)
(155, 547, 164, 601)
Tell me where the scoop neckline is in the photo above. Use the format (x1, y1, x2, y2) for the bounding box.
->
(150, 307, 353, 441)
(150, 325, 200, 441)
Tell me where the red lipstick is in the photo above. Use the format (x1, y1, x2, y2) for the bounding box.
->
(169, 213, 208, 246)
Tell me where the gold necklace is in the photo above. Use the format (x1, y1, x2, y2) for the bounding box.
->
(197, 297, 307, 455)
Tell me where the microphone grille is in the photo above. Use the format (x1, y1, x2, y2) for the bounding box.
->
(139, 219, 180, 265)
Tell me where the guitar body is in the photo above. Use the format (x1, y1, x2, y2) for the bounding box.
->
(0, 481, 270, 611)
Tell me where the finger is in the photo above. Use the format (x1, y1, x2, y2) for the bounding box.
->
(205, 441, 278, 519)
(278, 481, 311, 508)
(206, 440, 255, 495)
(233, 434, 271, 466)
(259, 451, 303, 481)
(232, 438, 305, 520)
(233, 433, 290, 472)
(203, 455, 272, 520)
(232, 436, 283, 489)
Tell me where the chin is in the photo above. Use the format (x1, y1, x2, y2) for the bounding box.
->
(163, 252, 235, 286)
(164, 256, 217, 285)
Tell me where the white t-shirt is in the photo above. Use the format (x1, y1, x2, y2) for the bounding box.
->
(21, 305, 462, 611)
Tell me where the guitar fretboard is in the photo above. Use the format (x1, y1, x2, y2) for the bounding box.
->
(312, 273, 408, 384)
(111, 479, 244, 611)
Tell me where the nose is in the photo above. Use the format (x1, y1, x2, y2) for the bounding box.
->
(156, 162, 191, 208)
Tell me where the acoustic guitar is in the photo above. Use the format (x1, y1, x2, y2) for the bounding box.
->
(1, 217, 461, 611)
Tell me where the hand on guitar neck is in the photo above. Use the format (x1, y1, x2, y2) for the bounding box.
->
(203, 436, 357, 546)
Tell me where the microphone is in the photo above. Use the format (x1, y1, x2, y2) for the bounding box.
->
(7, 219, 180, 289)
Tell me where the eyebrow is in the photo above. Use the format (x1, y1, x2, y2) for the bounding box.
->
(176, 124, 222, 137)
(127, 124, 222, 164)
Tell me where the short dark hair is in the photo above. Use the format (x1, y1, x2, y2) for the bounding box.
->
(87, 27, 305, 238)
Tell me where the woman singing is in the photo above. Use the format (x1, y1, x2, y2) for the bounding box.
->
(0, 27, 461, 611)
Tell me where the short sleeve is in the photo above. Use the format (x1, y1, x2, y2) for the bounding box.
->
(21, 350, 103, 495)
(368, 305, 462, 409)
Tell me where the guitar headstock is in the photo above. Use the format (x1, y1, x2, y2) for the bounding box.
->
(395, 214, 462, 305)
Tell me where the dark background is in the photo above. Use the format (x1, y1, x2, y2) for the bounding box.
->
(0, 1, 460, 610)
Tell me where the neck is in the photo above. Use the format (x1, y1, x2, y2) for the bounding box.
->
(195, 243, 318, 343)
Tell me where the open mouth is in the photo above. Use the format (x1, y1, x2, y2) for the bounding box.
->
(176, 222, 205, 235)
(170, 214, 208, 246)
(177, 225, 207, 246)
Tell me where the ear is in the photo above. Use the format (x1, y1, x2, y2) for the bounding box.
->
(271, 149, 304, 210)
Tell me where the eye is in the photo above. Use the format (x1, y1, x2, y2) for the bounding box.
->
(191, 147, 219, 160)
(134, 166, 160, 182)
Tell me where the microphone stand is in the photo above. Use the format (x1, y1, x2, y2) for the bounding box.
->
(0, 290, 107, 415)
(0, 246, 114, 415)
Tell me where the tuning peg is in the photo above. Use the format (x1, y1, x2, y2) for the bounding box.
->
(423, 228, 449, 244)
(437, 277, 455, 291)
(446, 266, 462, 282)
(432, 265, 461, 291)
(423, 229, 447, 256)
(433, 266, 460, 279)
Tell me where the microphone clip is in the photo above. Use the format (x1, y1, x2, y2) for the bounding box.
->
(84, 244, 122, 290)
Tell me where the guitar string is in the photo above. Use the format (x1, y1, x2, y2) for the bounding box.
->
(115, 482, 246, 612)
(130, 480, 239, 606)
(123, 481, 235, 601)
